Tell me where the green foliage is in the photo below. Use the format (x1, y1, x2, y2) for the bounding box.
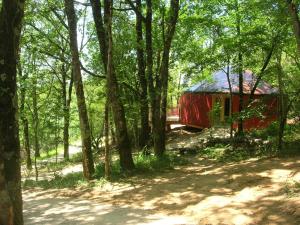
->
(135, 154, 175, 172)
(37, 146, 63, 160)
(200, 144, 252, 162)
(250, 121, 279, 140)
(16, 0, 300, 175)
(95, 160, 122, 179)
(95, 153, 189, 180)
(69, 152, 83, 163)
(250, 122, 300, 156)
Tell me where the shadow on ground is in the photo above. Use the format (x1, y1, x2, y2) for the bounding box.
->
(23, 156, 300, 225)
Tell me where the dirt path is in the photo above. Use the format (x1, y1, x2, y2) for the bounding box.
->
(23, 156, 300, 225)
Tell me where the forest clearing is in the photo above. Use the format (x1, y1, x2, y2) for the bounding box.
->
(1, 0, 300, 225)
(22, 155, 300, 225)
(22, 128, 300, 225)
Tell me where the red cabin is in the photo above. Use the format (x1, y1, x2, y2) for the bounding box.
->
(179, 69, 278, 130)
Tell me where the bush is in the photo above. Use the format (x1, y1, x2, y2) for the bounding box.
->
(134, 154, 173, 172)
(250, 121, 279, 140)
(94, 159, 122, 179)
(69, 152, 83, 163)
(94, 152, 188, 179)
(23, 172, 86, 189)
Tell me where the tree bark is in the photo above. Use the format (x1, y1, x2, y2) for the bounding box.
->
(249, 41, 276, 102)
(19, 62, 32, 170)
(64, 0, 95, 179)
(0, 0, 25, 224)
(286, 0, 300, 54)
(104, 100, 110, 179)
(276, 55, 286, 152)
(153, 0, 180, 156)
(225, 60, 234, 138)
(145, 0, 156, 133)
(135, 0, 150, 149)
(32, 76, 40, 158)
(23, 119, 31, 170)
(105, 0, 135, 170)
(90, 0, 135, 170)
(62, 65, 73, 160)
(235, 0, 244, 136)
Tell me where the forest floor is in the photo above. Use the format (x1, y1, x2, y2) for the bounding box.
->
(22, 128, 300, 225)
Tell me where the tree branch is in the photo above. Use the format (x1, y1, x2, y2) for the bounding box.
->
(125, 0, 146, 22)
(80, 61, 106, 79)
(249, 37, 277, 101)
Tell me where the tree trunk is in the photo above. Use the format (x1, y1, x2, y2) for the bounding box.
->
(153, 0, 180, 157)
(145, 0, 156, 135)
(225, 60, 234, 138)
(19, 62, 32, 170)
(32, 77, 40, 158)
(23, 119, 31, 170)
(64, 0, 95, 179)
(0, 0, 25, 224)
(104, 100, 110, 179)
(62, 66, 73, 160)
(237, 52, 244, 135)
(62, 76, 69, 160)
(277, 55, 286, 152)
(135, 0, 150, 149)
(105, 0, 135, 170)
(235, 0, 244, 136)
(90, 0, 135, 171)
(286, 0, 300, 54)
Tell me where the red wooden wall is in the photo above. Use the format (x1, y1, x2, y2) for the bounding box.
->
(231, 95, 278, 130)
(179, 93, 278, 130)
(179, 93, 212, 128)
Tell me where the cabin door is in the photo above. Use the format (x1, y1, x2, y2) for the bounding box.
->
(211, 95, 231, 126)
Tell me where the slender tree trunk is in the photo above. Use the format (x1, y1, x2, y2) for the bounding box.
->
(64, 0, 95, 179)
(104, 100, 110, 179)
(32, 77, 40, 158)
(249, 41, 276, 102)
(225, 60, 234, 138)
(110, 116, 116, 146)
(90, 0, 135, 170)
(62, 76, 70, 160)
(0, 0, 25, 224)
(286, 0, 300, 54)
(145, 0, 156, 135)
(135, 0, 150, 148)
(19, 62, 32, 170)
(89, 0, 108, 71)
(153, 0, 180, 157)
(236, 0, 244, 136)
(62, 66, 73, 160)
(277, 55, 286, 152)
(23, 119, 31, 170)
(105, 0, 135, 170)
(153, 52, 163, 155)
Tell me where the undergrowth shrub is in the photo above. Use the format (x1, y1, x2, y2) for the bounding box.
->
(23, 172, 86, 189)
(94, 153, 188, 179)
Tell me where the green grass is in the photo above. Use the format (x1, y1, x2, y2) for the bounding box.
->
(23, 172, 88, 189)
(94, 152, 189, 180)
(199, 144, 253, 162)
(283, 181, 300, 197)
(22, 152, 189, 189)
(38, 146, 64, 160)
(199, 140, 276, 162)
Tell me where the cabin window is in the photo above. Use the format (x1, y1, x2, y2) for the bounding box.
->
(224, 98, 230, 117)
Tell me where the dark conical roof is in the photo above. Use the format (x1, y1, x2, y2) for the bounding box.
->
(185, 68, 278, 95)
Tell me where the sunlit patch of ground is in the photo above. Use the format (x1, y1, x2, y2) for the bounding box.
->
(23, 156, 300, 225)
